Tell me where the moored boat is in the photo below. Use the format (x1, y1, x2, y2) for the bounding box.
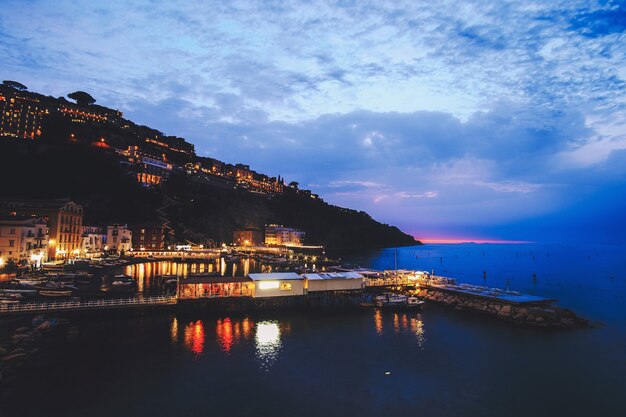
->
(374, 293, 425, 310)
(39, 289, 73, 297)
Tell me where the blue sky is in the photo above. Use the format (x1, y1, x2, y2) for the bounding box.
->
(2, 0, 625, 243)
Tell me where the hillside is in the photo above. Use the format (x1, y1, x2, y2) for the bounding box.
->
(0, 140, 418, 249)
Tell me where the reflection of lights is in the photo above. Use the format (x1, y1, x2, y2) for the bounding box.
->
(393, 313, 400, 333)
(255, 321, 282, 370)
(216, 318, 234, 353)
(410, 317, 426, 347)
(184, 320, 205, 356)
(242, 318, 253, 339)
(374, 310, 383, 335)
(259, 281, 279, 290)
(170, 317, 178, 344)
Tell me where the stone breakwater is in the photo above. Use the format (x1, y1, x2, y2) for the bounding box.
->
(411, 287, 588, 328)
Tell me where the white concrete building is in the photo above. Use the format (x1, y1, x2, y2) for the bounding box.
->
(302, 272, 365, 292)
(106, 224, 132, 254)
(81, 226, 106, 256)
(0, 216, 48, 266)
(264, 224, 305, 246)
(248, 272, 305, 298)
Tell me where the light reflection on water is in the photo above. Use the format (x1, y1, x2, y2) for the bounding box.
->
(372, 310, 426, 346)
(183, 320, 205, 356)
(255, 321, 282, 370)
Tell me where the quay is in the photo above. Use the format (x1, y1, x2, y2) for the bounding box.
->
(0, 269, 587, 327)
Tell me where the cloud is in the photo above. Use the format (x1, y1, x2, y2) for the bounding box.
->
(1, 0, 625, 242)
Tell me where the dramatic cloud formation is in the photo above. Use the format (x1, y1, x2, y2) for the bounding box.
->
(1, 0, 625, 242)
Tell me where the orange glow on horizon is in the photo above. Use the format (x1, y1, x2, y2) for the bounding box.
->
(417, 236, 532, 244)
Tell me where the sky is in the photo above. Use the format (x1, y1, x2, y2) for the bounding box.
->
(1, 0, 625, 243)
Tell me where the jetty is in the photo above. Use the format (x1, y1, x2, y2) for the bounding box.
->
(0, 269, 587, 327)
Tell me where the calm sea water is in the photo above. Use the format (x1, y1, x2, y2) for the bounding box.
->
(2, 243, 625, 417)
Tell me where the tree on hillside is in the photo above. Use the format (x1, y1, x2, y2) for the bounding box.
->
(2, 80, 27, 90)
(68, 91, 96, 106)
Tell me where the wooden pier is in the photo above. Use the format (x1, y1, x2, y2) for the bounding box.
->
(0, 295, 177, 316)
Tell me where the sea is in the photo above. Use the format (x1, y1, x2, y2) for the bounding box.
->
(1, 243, 625, 417)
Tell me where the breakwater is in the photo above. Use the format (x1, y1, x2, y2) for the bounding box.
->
(410, 286, 588, 328)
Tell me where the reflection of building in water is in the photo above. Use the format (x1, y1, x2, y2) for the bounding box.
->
(170, 317, 178, 344)
(216, 318, 234, 353)
(184, 320, 205, 355)
(374, 310, 383, 335)
(410, 317, 426, 347)
(255, 321, 282, 370)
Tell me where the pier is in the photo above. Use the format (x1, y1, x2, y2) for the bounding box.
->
(0, 295, 177, 316)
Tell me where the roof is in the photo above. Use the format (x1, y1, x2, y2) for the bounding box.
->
(302, 272, 364, 280)
(248, 272, 303, 281)
(179, 275, 252, 284)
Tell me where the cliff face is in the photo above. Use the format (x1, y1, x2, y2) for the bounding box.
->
(0, 141, 418, 249)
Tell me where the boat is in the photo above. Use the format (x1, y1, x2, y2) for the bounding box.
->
(112, 275, 134, 286)
(39, 290, 73, 297)
(374, 293, 425, 310)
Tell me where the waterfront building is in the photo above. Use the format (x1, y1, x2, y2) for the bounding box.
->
(1, 199, 83, 260)
(178, 276, 254, 299)
(131, 224, 165, 250)
(81, 225, 106, 256)
(302, 272, 365, 292)
(264, 224, 305, 246)
(233, 229, 263, 246)
(248, 272, 305, 298)
(106, 224, 132, 254)
(0, 215, 48, 266)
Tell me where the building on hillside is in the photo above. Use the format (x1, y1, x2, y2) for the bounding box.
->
(131, 224, 165, 250)
(81, 226, 106, 256)
(122, 146, 173, 186)
(106, 224, 132, 253)
(233, 229, 263, 246)
(0, 89, 47, 139)
(58, 103, 122, 125)
(264, 224, 305, 246)
(1, 199, 83, 260)
(0, 215, 49, 266)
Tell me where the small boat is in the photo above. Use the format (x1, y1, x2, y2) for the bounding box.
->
(111, 275, 134, 286)
(39, 290, 73, 297)
(0, 298, 20, 304)
(374, 294, 425, 310)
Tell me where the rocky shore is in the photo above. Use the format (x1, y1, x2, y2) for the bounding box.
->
(411, 287, 588, 328)
(0, 316, 64, 392)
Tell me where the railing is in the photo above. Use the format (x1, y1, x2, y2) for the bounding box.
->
(0, 295, 177, 313)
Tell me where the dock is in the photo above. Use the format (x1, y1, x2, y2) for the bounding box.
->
(0, 295, 177, 316)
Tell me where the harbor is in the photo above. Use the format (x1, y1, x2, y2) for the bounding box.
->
(0, 255, 587, 327)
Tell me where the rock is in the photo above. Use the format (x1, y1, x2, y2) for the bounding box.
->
(11, 334, 30, 342)
(36, 321, 52, 332)
(2, 353, 27, 362)
(31, 315, 45, 327)
(535, 316, 545, 323)
(15, 327, 30, 334)
(0, 347, 6, 356)
(501, 305, 511, 314)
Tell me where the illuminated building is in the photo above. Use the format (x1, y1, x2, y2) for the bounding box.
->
(131, 224, 165, 250)
(233, 229, 263, 246)
(58, 103, 122, 124)
(248, 273, 305, 298)
(0, 215, 48, 265)
(0, 89, 46, 139)
(81, 226, 106, 256)
(264, 224, 305, 246)
(122, 146, 173, 187)
(1, 199, 83, 260)
(106, 224, 132, 253)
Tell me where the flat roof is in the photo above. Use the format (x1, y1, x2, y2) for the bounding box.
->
(248, 272, 302, 281)
(302, 272, 364, 280)
(179, 275, 252, 284)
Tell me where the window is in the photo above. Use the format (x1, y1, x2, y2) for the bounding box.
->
(280, 282, 292, 291)
(9, 240, 15, 247)
(9, 228, 15, 234)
